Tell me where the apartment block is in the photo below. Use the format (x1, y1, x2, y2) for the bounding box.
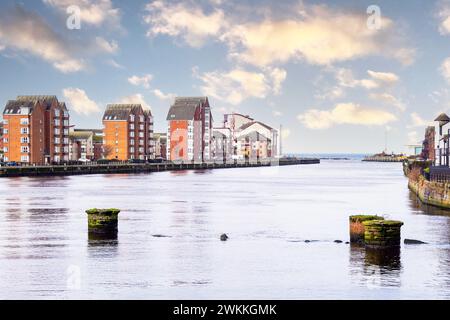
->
(220, 113, 279, 160)
(2, 95, 70, 164)
(166, 97, 212, 162)
(102, 104, 154, 161)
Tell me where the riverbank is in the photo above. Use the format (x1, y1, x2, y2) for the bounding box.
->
(0, 157, 320, 178)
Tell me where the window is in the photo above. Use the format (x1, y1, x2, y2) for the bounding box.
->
(139, 115, 144, 122)
(64, 111, 69, 117)
(139, 139, 144, 145)
(130, 115, 135, 121)
(54, 119, 61, 126)
(3, 128, 8, 134)
(20, 137, 29, 144)
(4, 147, 8, 153)
(20, 118, 29, 125)
(63, 138, 69, 144)
(3, 119, 8, 125)
(21, 127, 29, 134)
(130, 124, 135, 130)
(54, 128, 60, 135)
(54, 109, 60, 117)
(115, 148, 119, 153)
(64, 129, 69, 135)
(130, 139, 135, 145)
(3, 137, 8, 143)
(21, 155, 29, 163)
(139, 147, 144, 153)
(130, 132, 135, 138)
(4, 156, 8, 162)
(64, 120, 69, 126)
(140, 124, 144, 130)
(130, 147, 135, 153)
(21, 146, 29, 153)
(55, 146, 60, 153)
(139, 132, 144, 138)
(55, 137, 60, 144)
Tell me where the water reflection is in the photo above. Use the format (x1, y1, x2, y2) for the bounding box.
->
(408, 191, 450, 217)
(350, 244, 402, 288)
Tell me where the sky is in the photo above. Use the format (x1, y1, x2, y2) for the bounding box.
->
(1, 0, 450, 154)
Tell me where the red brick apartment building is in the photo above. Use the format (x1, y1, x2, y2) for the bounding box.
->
(102, 104, 154, 161)
(2, 95, 70, 164)
(166, 97, 212, 162)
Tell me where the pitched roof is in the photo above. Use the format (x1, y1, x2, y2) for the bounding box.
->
(166, 97, 210, 121)
(434, 113, 450, 122)
(239, 121, 273, 131)
(69, 131, 93, 139)
(16, 95, 59, 110)
(103, 104, 143, 121)
(240, 130, 271, 141)
(3, 100, 36, 115)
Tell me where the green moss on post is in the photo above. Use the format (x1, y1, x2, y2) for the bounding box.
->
(349, 215, 384, 244)
(363, 220, 403, 248)
(86, 208, 120, 233)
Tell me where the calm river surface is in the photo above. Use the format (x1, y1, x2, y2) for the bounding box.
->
(1, 160, 450, 299)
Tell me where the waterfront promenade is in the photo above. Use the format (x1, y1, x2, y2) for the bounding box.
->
(0, 157, 319, 178)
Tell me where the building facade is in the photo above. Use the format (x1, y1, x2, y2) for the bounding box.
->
(166, 97, 212, 162)
(421, 126, 436, 162)
(102, 104, 154, 161)
(0, 123, 3, 162)
(69, 129, 103, 161)
(211, 129, 232, 162)
(154, 133, 167, 159)
(2, 95, 70, 164)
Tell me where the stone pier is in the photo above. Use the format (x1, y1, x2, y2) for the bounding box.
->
(362, 220, 403, 248)
(349, 215, 384, 244)
(86, 208, 120, 234)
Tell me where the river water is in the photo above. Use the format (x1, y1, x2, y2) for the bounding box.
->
(1, 160, 450, 299)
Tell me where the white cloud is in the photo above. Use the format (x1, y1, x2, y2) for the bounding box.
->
(194, 67, 287, 105)
(128, 74, 153, 89)
(369, 93, 405, 111)
(367, 70, 399, 84)
(297, 103, 397, 129)
(441, 57, 450, 84)
(143, 2, 414, 67)
(43, 0, 121, 28)
(223, 5, 415, 67)
(144, 0, 226, 47)
(0, 6, 86, 73)
(95, 37, 119, 54)
(0, 44, 5, 51)
(335, 68, 399, 90)
(106, 59, 125, 69)
(118, 94, 152, 111)
(281, 128, 291, 139)
(409, 112, 433, 128)
(437, 0, 450, 35)
(63, 88, 100, 115)
(153, 89, 176, 101)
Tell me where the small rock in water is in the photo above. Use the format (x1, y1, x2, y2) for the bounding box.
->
(334, 240, 343, 243)
(404, 239, 427, 245)
(345, 242, 350, 244)
(152, 234, 171, 238)
(220, 234, 229, 241)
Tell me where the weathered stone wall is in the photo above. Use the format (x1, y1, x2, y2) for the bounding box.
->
(408, 175, 450, 209)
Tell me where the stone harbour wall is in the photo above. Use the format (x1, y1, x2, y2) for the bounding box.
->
(408, 175, 450, 209)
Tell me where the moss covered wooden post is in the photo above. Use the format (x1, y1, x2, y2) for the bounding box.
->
(86, 208, 120, 233)
(349, 215, 384, 244)
(362, 220, 403, 248)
